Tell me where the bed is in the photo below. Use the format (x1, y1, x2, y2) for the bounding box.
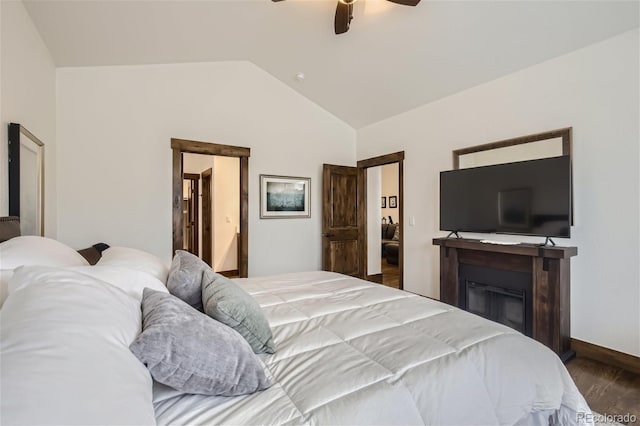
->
(0, 237, 593, 426)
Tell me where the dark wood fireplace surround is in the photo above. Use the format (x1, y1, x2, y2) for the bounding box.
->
(433, 237, 578, 362)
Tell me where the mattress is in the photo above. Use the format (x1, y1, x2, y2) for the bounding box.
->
(153, 271, 592, 425)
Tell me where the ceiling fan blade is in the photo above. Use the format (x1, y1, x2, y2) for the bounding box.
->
(334, 1, 352, 35)
(386, 0, 420, 5)
(271, 0, 285, 2)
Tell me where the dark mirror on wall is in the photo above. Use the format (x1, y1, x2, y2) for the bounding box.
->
(8, 123, 45, 236)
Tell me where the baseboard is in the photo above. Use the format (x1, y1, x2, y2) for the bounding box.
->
(571, 338, 640, 375)
(218, 269, 239, 278)
(365, 274, 383, 284)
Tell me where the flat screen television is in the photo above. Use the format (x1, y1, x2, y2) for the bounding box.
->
(440, 155, 572, 238)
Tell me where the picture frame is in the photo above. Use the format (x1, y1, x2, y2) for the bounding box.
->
(381, 196, 386, 208)
(389, 196, 398, 208)
(260, 174, 311, 219)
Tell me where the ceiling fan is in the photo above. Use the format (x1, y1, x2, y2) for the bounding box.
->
(271, 0, 421, 35)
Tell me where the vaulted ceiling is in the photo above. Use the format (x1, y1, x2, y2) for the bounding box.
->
(23, 0, 639, 128)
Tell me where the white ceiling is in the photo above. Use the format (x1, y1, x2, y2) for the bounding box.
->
(23, 0, 640, 129)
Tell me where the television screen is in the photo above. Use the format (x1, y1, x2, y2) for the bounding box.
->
(440, 156, 571, 238)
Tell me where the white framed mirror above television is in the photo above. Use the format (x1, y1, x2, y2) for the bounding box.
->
(453, 127, 572, 169)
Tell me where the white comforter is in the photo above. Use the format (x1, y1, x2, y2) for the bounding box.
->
(153, 271, 592, 426)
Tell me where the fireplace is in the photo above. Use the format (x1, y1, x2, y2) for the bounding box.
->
(433, 237, 578, 361)
(459, 264, 532, 336)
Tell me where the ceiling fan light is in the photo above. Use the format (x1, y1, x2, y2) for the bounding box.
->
(338, 0, 357, 4)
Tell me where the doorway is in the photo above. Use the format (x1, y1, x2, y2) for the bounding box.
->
(368, 163, 401, 288)
(172, 139, 250, 277)
(182, 154, 229, 270)
(358, 153, 404, 289)
(321, 152, 404, 289)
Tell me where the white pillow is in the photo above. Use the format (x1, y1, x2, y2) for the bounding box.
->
(97, 247, 169, 284)
(0, 236, 89, 269)
(0, 236, 89, 307)
(1, 266, 156, 425)
(70, 265, 168, 301)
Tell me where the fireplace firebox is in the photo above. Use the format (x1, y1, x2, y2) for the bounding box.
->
(459, 264, 532, 336)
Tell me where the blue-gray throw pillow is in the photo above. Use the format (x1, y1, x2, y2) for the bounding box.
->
(166, 250, 208, 311)
(129, 288, 272, 396)
(202, 269, 276, 354)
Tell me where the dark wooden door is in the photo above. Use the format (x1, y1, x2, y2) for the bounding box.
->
(322, 164, 360, 276)
(201, 168, 213, 267)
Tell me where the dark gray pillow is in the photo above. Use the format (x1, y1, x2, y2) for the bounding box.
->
(0, 216, 20, 243)
(129, 288, 272, 396)
(202, 269, 276, 354)
(166, 250, 209, 311)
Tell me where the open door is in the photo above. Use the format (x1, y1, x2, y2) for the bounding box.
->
(201, 168, 213, 266)
(322, 164, 361, 276)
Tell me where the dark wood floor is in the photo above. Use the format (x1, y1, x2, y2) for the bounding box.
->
(566, 357, 640, 425)
(381, 257, 400, 289)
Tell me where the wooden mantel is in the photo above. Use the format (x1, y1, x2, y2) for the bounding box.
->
(433, 237, 578, 362)
(433, 237, 577, 258)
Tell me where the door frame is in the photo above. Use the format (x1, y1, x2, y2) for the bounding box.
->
(183, 173, 200, 256)
(171, 138, 250, 277)
(201, 168, 213, 267)
(357, 151, 405, 289)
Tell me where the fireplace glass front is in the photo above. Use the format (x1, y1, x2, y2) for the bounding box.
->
(466, 281, 526, 334)
(458, 264, 532, 336)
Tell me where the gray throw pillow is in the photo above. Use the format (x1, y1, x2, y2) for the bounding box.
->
(129, 288, 272, 396)
(202, 269, 276, 354)
(166, 250, 208, 311)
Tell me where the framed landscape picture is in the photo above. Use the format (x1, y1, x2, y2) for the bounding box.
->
(260, 175, 311, 219)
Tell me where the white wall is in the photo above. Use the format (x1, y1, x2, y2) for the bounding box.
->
(213, 156, 239, 272)
(357, 29, 640, 357)
(56, 61, 356, 275)
(0, 0, 56, 237)
(381, 163, 399, 224)
(367, 166, 382, 275)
